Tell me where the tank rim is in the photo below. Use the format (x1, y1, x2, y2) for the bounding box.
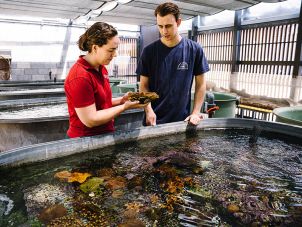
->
(0, 118, 301, 167)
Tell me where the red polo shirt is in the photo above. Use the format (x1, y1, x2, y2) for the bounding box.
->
(64, 56, 114, 138)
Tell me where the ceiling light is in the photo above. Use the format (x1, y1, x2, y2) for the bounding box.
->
(99, 1, 118, 12)
(117, 0, 133, 4)
(74, 11, 93, 24)
(91, 7, 103, 16)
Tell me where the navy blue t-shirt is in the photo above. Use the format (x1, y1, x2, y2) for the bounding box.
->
(136, 38, 209, 124)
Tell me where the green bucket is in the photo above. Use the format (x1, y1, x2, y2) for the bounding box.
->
(117, 83, 139, 93)
(191, 91, 237, 118)
(109, 78, 127, 93)
(273, 106, 302, 126)
(211, 92, 238, 118)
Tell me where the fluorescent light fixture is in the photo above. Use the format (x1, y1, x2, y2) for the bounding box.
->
(74, 16, 89, 24)
(75, 0, 129, 24)
(117, 0, 133, 4)
(91, 7, 103, 16)
(74, 11, 92, 24)
(99, 1, 118, 12)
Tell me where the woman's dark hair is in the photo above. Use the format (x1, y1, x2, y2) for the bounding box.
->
(78, 22, 118, 52)
(154, 2, 180, 21)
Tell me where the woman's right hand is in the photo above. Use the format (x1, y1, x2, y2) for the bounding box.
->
(123, 100, 149, 110)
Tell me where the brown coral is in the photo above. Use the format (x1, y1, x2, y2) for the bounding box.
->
(38, 204, 67, 224)
(128, 92, 159, 104)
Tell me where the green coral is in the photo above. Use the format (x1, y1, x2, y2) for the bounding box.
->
(187, 186, 212, 199)
(79, 177, 104, 195)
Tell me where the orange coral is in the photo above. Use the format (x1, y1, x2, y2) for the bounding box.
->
(125, 202, 143, 213)
(150, 194, 159, 204)
(54, 170, 91, 183)
(164, 176, 185, 194)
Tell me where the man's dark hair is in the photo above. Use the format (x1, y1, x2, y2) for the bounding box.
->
(154, 2, 180, 21)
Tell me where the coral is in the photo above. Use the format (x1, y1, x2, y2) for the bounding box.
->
(54, 170, 91, 183)
(38, 204, 67, 224)
(23, 183, 73, 217)
(105, 176, 127, 190)
(79, 177, 104, 194)
(128, 92, 159, 104)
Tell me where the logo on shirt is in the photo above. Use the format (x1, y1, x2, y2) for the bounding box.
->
(177, 62, 188, 70)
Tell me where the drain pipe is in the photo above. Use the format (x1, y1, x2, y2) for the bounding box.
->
(204, 92, 219, 118)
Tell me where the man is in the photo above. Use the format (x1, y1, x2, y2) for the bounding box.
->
(136, 2, 209, 126)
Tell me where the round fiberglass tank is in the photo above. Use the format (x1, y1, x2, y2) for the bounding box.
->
(0, 80, 64, 87)
(273, 106, 302, 126)
(0, 88, 66, 100)
(0, 84, 63, 91)
(1, 118, 301, 165)
(0, 119, 302, 226)
(0, 96, 144, 152)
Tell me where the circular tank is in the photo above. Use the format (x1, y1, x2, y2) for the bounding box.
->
(0, 80, 64, 87)
(1, 119, 302, 227)
(0, 118, 301, 166)
(0, 84, 64, 91)
(0, 97, 144, 152)
(273, 106, 302, 126)
(0, 88, 66, 100)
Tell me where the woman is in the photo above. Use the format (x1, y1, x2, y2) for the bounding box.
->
(64, 22, 146, 138)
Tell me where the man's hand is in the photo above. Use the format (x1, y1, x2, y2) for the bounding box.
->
(139, 75, 156, 126)
(184, 113, 203, 125)
(145, 107, 156, 126)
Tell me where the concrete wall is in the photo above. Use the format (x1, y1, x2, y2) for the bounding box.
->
(10, 61, 75, 81)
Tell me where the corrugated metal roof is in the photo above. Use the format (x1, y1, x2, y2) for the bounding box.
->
(0, 0, 286, 25)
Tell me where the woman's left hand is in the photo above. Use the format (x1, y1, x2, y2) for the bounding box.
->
(120, 92, 129, 104)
